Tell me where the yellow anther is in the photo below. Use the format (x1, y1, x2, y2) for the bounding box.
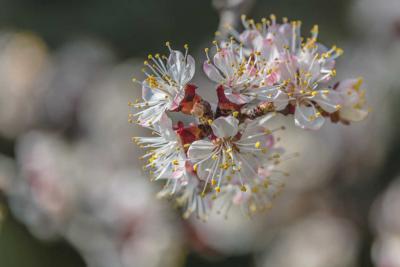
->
(252, 186, 259, 193)
(336, 47, 344, 56)
(193, 164, 198, 172)
(215, 186, 221, 193)
(211, 179, 217, 186)
(207, 119, 213, 125)
(211, 154, 218, 160)
(263, 180, 270, 188)
(354, 78, 363, 91)
(311, 24, 319, 34)
(184, 43, 189, 49)
(255, 141, 261, 149)
(335, 104, 342, 110)
(148, 54, 153, 59)
(232, 111, 239, 118)
(172, 159, 179, 165)
(240, 185, 247, 192)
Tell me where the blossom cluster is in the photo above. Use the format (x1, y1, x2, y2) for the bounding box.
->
(130, 15, 368, 220)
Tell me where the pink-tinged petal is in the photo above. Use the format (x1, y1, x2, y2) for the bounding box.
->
(239, 30, 261, 50)
(225, 88, 252, 104)
(211, 116, 239, 138)
(217, 85, 243, 112)
(213, 48, 235, 78)
(258, 167, 271, 179)
(266, 71, 279, 85)
(172, 168, 185, 179)
(203, 61, 224, 83)
(294, 102, 325, 130)
(232, 191, 245, 205)
(339, 107, 368, 122)
(187, 140, 214, 162)
(169, 90, 185, 110)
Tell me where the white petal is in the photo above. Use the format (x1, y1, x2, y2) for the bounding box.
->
(211, 116, 239, 138)
(187, 140, 214, 162)
(294, 102, 325, 130)
(340, 107, 368, 122)
(157, 115, 175, 141)
(272, 90, 289, 110)
(142, 82, 167, 102)
(203, 61, 224, 83)
(167, 50, 194, 86)
(311, 90, 341, 113)
(181, 54, 195, 85)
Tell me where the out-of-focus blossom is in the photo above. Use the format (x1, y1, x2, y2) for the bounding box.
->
(0, 32, 49, 138)
(4, 130, 183, 267)
(65, 171, 183, 267)
(38, 40, 115, 129)
(257, 213, 359, 267)
(7, 131, 79, 239)
(371, 177, 400, 267)
(78, 62, 145, 169)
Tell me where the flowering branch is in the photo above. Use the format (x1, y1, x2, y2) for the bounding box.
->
(129, 15, 368, 220)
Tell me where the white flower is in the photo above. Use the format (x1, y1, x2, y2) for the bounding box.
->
(273, 23, 343, 129)
(214, 171, 286, 217)
(158, 167, 210, 220)
(203, 41, 279, 105)
(135, 115, 210, 219)
(232, 16, 345, 130)
(335, 78, 369, 122)
(187, 114, 282, 195)
(132, 44, 195, 126)
(134, 115, 186, 180)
